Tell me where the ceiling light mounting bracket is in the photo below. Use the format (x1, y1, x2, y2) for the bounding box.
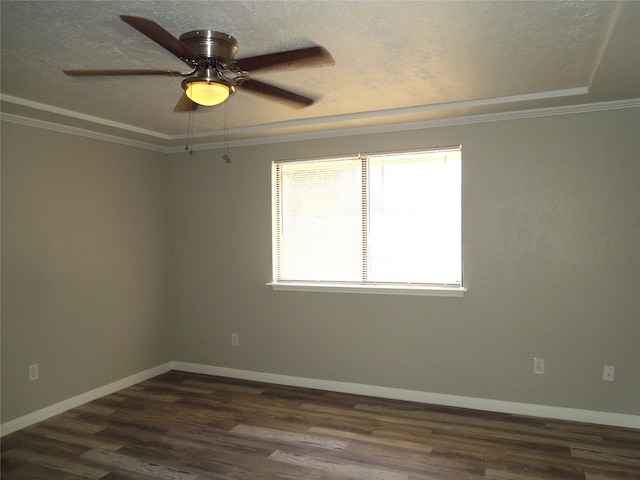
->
(179, 30, 238, 64)
(178, 66, 199, 77)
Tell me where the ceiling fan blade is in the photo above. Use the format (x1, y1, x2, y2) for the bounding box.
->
(63, 69, 185, 77)
(120, 15, 199, 63)
(173, 92, 200, 112)
(235, 46, 334, 74)
(238, 79, 314, 108)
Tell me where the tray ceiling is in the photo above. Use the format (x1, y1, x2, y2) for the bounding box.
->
(1, 1, 639, 149)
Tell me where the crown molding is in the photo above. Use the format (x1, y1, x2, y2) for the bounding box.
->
(1, 94, 171, 140)
(2, 93, 639, 154)
(173, 97, 640, 152)
(3, 87, 588, 147)
(0, 112, 168, 152)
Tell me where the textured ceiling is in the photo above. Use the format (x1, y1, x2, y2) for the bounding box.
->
(1, 1, 639, 148)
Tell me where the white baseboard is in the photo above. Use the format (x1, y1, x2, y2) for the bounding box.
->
(172, 361, 640, 429)
(3, 361, 637, 436)
(0, 363, 172, 437)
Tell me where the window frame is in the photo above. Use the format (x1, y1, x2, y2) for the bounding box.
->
(269, 147, 465, 297)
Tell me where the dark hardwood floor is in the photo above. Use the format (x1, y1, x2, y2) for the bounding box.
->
(2, 370, 639, 479)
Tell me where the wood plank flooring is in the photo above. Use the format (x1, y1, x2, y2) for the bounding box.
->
(2, 370, 639, 479)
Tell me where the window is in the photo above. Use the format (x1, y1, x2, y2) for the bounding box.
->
(271, 147, 464, 296)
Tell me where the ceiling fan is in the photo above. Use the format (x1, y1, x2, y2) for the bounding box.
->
(63, 15, 334, 111)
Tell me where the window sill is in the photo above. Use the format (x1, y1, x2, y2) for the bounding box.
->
(267, 282, 466, 297)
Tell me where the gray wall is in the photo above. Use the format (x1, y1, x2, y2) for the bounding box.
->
(2, 106, 638, 426)
(1, 122, 171, 423)
(168, 107, 640, 415)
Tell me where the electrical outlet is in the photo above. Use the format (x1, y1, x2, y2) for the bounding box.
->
(28, 364, 39, 381)
(231, 333, 239, 346)
(533, 357, 545, 375)
(603, 365, 615, 382)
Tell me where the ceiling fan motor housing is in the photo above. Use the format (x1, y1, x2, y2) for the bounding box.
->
(180, 30, 238, 62)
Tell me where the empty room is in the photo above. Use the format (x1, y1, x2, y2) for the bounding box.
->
(1, 1, 639, 479)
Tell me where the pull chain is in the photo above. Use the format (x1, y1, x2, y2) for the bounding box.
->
(223, 101, 231, 163)
(185, 98, 194, 155)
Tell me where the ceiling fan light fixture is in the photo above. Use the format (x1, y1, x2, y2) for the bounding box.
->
(183, 79, 232, 106)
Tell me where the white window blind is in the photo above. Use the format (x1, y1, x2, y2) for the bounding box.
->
(272, 147, 462, 291)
